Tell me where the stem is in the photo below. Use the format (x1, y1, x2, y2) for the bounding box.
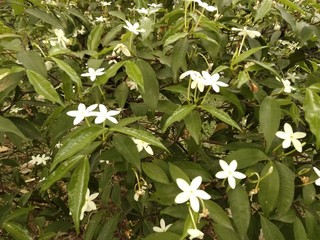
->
(188, 206, 197, 229)
(201, 86, 211, 105)
(238, 34, 246, 56)
(187, 79, 191, 103)
(85, 118, 91, 127)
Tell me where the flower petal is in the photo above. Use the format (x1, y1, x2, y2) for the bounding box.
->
(282, 138, 291, 149)
(233, 171, 246, 180)
(313, 167, 320, 177)
(189, 195, 200, 212)
(292, 139, 302, 152)
(229, 160, 238, 171)
(219, 160, 229, 171)
(215, 171, 228, 179)
(190, 176, 202, 190)
(283, 123, 293, 135)
(228, 176, 236, 189)
(195, 190, 211, 200)
(175, 192, 190, 204)
(275, 131, 287, 139)
(176, 178, 190, 192)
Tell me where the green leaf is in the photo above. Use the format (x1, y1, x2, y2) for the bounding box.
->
(84, 210, 106, 240)
(87, 24, 104, 51)
(200, 105, 241, 130)
(2, 222, 32, 240)
(8, 117, 42, 140)
(17, 50, 47, 77)
(11, 0, 24, 16)
(214, 224, 240, 240)
(51, 126, 106, 170)
(164, 32, 188, 47)
(258, 162, 279, 217)
(231, 46, 267, 66)
(26, 70, 63, 106)
(162, 104, 196, 132)
(144, 232, 180, 240)
(142, 162, 170, 184)
(254, 0, 272, 22)
(113, 134, 141, 171)
(228, 185, 251, 239)
(25, 8, 63, 29)
(273, 162, 295, 218)
(225, 148, 270, 169)
(68, 158, 90, 234)
(293, 217, 307, 240)
(0, 116, 26, 140)
(260, 216, 285, 240)
(4, 207, 35, 222)
(136, 59, 159, 111)
(168, 163, 190, 183)
(184, 109, 201, 145)
(277, 0, 305, 14)
(41, 155, 84, 191)
(259, 97, 281, 151)
(171, 37, 188, 82)
(52, 57, 82, 87)
(206, 200, 234, 230)
(125, 61, 144, 91)
(115, 82, 129, 109)
(95, 61, 124, 85)
(96, 213, 121, 240)
(305, 209, 320, 240)
(110, 126, 168, 152)
(304, 89, 320, 149)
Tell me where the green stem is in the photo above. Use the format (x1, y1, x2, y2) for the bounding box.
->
(188, 206, 197, 229)
(201, 86, 211, 105)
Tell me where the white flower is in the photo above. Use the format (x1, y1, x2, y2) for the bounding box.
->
(281, 79, 295, 93)
(92, 104, 120, 124)
(275, 123, 306, 152)
(95, 16, 106, 23)
(80, 189, 99, 220)
(231, 26, 261, 39)
(29, 154, 50, 165)
(81, 68, 105, 81)
(148, 3, 162, 8)
(50, 29, 70, 48)
(153, 218, 172, 232)
(202, 71, 228, 92)
(313, 167, 320, 186)
(123, 21, 146, 35)
(188, 228, 204, 240)
(100, 1, 111, 6)
(113, 43, 131, 57)
(134, 185, 147, 201)
(215, 160, 246, 189)
(175, 176, 211, 212)
(66, 103, 98, 125)
(180, 70, 206, 92)
(196, 0, 217, 12)
(10, 106, 23, 114)
(131, 138, 154, 155)
(55, 142, 63, 149)
(45, 61, 53, 71)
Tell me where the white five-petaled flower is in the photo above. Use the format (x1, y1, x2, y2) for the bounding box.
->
(80, 189, 99, 220)
(81, 68, 105, 81)
(188, 228, 204, 240)
(275, 123, 306, 152)
(93, 104, 120, 124)
(131, 138, 154, 155)
(66, 103, 98, 125)
(175, 176, 211, 212)
(281, 79, 295, 93)
(195, 0, 217, 12)
(123, 21, 146, 35)
(29, 154, 50, 165)
(231, 26, 261, 39)
(202, 71, 228, 92)
(215, 160, 246, 189)
(153, 218, 172, 232)
(180, 70, 206, 92)
(313, 167, 320, 186)
(50, 29, 70, 48)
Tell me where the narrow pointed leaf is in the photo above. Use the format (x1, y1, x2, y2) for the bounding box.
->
(0, 116, 27, 140)
(206, 200, 234, 230)
(168, 163, 190, 183)
(51, 126, 106, 170)
(254, 0, 272, 22)
(26, 70, 64, 106)
(4, 207, 35, 222)
(231, 46, 267, 66)
(260, 216, 285, 240)
(125, 61, 144, 91)
(87, 24, 104, 51)
(293, 217, 307, 240)
(17, 50, 47, 77)
(184, 110, 201, 145)
(52, 57, 82, 86)
(171, 37, 188, 82)
(95, 61, 124, 85)
(142, 162, 170, 184)
(200, 105, 241, 130)
(2, 222, 32, 240)
(162, 104, 196, 132)
(68, 158, 90, 234)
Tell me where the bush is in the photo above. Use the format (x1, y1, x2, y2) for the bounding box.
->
(1, 0, 320, 239)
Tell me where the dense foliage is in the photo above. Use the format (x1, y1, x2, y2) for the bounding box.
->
(1, 0, 320, 239)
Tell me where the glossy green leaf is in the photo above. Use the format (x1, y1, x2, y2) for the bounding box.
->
(200, 105, 241, 130)
(0, 116, 26, 140)
(87, 24, 104, 51)
(259, 97, 281, 151)
(113, 134, 141, 171)
(305, 209, 320, 240)
(164, 32, 188, 47)
(160, 205, 188, 219)
(304, 89, 320, 149)
(68, 158, 90, 234)
(184, 110, 201, 145)
(206, 200, 233, 230)
(162, 104, 196, 132)
(110, 126, 168, 152)
(258, 162, 279, 217)
(41, 155, 84, 191)
(115, 81, 129, 109)
(225, 148, 269, 169)
(94, 61, 124, 85)
(171, 37, 188, 82)
(51, 126, 106, 170)
(25, 8, 63, 28)
(84, 210, 106, 240)
(2, 221, 32, 240)
(52, 57, 82, 86)
(260, 216, 285, 240)
(231, 46, 267, 66)
(17, 50, 47, 77)
(142, 162, 170, 184)
(144, 232, 180, 240)
(26, 70, 63, 106)
(168, 163, 190, 183)
(125, 61, 144, 91)
(293, 217, 307, 240)
(8, 117, 42, 140)
(303, 184, 316, 206)
(214, 224, 240, 240)
(254, 0, 272, 22)
(274, 162, 295, 218)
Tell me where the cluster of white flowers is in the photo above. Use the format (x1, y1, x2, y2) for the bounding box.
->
(49, 29, 70, 48)
(136, 3, 162, 16)
(20, 154, 50, 174)
(180, 70, 228, 93)
(66, 103, 120, 125)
